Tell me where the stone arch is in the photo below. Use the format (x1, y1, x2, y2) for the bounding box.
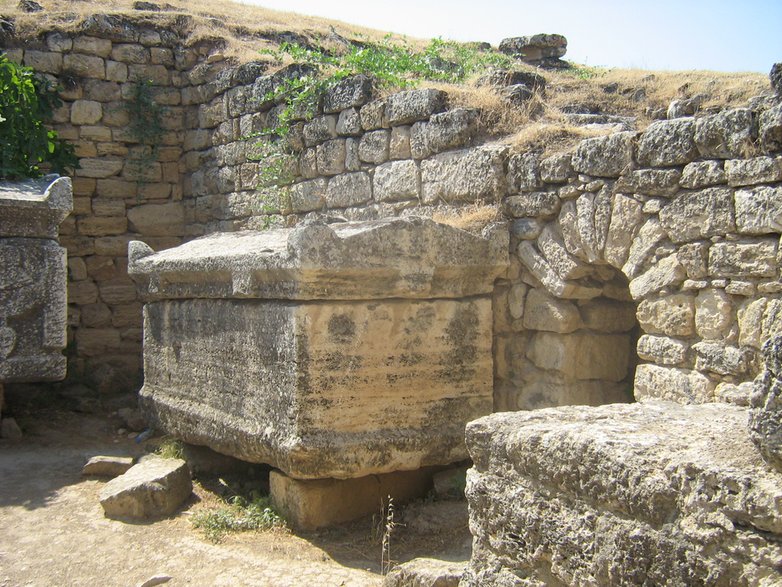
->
(500, 127, 782, 410)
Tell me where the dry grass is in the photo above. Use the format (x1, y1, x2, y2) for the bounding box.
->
(1, 0, 772, 157)
(432, 204, 501, 234)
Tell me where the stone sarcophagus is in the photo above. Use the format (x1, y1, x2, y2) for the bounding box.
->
(129, 217, 508, 479)
(0, 176, 72, 382)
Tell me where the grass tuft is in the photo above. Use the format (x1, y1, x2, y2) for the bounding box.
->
(191, 494, 286, 543)
(155, 436, 185, 460)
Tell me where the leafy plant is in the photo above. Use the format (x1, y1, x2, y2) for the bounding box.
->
(0, 53, 77, 179)
(191, 494, 285, 543)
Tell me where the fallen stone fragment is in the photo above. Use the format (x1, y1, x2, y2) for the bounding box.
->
(383, 558, 465, 587)
(82, 455, 135, 477)
(99, 456, 191, 520)
(0, 417, 22, 442)
(136, 575, 172, 587)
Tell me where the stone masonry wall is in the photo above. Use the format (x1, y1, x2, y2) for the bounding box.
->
(4, 19, 782, 409)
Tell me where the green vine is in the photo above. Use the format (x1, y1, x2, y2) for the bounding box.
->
(125, 80, 164, 186)
(0, 53, 77, 179)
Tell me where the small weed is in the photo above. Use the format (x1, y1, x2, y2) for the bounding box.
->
(191, 494, 286, 543)
(155, 436, 185, 460)
(380, 496, 396, 575)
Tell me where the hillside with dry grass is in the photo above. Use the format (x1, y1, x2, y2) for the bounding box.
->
(0, 0, 771, 155)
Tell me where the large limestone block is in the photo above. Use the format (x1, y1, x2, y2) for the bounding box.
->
(634, 364, 715, 403)
(0, 176, 72, 238)
(749, 335, 782, 472)
(658, 187, 735, 243)
(463, 402, 782, 587)
(571, 131, 635, 177)
(99, 457, 192, 520)
(130, 218, 506, 479)
(1, 176, 71, 383)
(129, 217, 509, 301)
(420, 146, 507, 204)
(140, 297, 494, 478)
(526, 331, 631, 381)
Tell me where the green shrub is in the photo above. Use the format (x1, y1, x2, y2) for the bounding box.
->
(0, 53, 77, 179)
(191, 494, 285, 542)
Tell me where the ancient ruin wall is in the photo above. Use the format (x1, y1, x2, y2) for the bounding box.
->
(4, 19, 782, 409)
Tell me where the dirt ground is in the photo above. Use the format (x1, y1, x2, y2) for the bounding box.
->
(0, 396, 471, 587)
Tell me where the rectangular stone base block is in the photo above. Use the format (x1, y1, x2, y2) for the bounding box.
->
(270, 468, 435, 530)
(463, 401, 782, 587)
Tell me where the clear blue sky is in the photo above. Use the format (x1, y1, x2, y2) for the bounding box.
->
(241, 0, 781, 73)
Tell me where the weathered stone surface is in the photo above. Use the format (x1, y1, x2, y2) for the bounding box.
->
(498, 34, 567, 63)
(389, 125, 411, 159)
(636, 334, 688, 365)
(421, 146, 506, 204)
(634, 364, 715, 403)
(323, 75, 373, 113)
(82, 455, 135, 477)
(738, 298, 782, 349)
(336, 108, 361, 136)
(695, 288, 733, 339)
(129, 218, 508, 301)
(359, 99, 387, 131)
(0, 176, 73, 239)
(423, 108, 478, 154)
(571, 132, 635, 177)
(726, 156, 782, 187)
(680, 160, 726, 189)
(579, 299, 636, 333)
(759, 102, 782, 152)
(504, 191, 559, 218)
(127, 202, 185, 237)
(622, 218, 666, 278)
(373, 160, 419, 202)
(139, 296, 493, 478)
(694, 108, 757, 159)
(303, 115, 337, 146)
(99, 457, 192, 519)
(709, 240, 778, 278)
(289, 178, 326, 213)
(735, 185, 782, 234)
(383, 558, 464, 587)
(316, 139, 347, 175)
(636, 293, 694, 337)
(629, 255, 686, 300)
(749, 335, 782, 471)
(386, 89, 447, 126)
(1, 177, 71, 383)
(517, 241, 602, 300)
(540, 152, 573, 183)
(464, 402, 782, 586)
(271, 468, 434, 530)
(537, 224, 590, 280)
(616, 168, 681, 197)
(527, 331, 630, 381)
(475, 68, 546, 92)
(658, 187, 735, 243)
(693, 341, 749, 376)
(507, 152, 540, 193)
(131, 219, 507, 478)
(637, 118, 698, 167)
(603, 193, 643, 269)
(522, 288, 581, 333)
(325, 172, 372, 208)
(358, 130, 390, 164)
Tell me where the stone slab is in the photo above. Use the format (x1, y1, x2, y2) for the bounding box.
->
(0, 176, 72, 238)
(99, 456, 192, 520)
(270, 468, 435, 530)
(463, 402, 782, 586)
(139, 296, 494, 479)
(129, 217, 508, 301)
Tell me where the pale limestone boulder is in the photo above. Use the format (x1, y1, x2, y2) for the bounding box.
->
(658, 187, 735, 243)
(637, 118, 699, 167)
(759, 102, 782, 152)
(336, 107, 361, 136)
(504, 191, 559, 218)
(82, 455, 135, 477)
(325, 172, 372, 208)
(726, 156, 782, 187)
(0, 176, 71, 383)
(676, 241, 709, 279)
(693, 341, 749, 376)
(373, 160, 419, 202)
(99, 457, 191, 520)
(615, 168, 681, 197)
(680, 160, 726, 189)
(359, 98, 388, 130)
(604, 194, 643, 269)
(734, 185, 782, 234)
(315, 138, 347, 175)
(522, 288, 581, 333)
(516, 241, 602, 300)
(498, 34, 567, 63)
(695, 288, 733, 339)
(424, 108, 478, 154)
(694, 108, 756, 159)
(571, 132, 635, 177)
(386, 89, 447, 126)
(738, 298, 782, 348)
(322, 75, 373, 114)
(622, 218, 666, 278)
(709, 239, 778, 278)
(303, 115, 337, 146)
(289, 178, 326, 213)
(539, 152, 573, 183)
(634, 364, 715, 403)
(636, 334, 688, 365)
(358, 129, 390, 164)
(464, 402, 782, 586)
(628, 255, 687, 300)
(129, 218, 508, 479)
(536, 224, 590, 280)
(507, 152, 540, 192)
(749, 335, 782, 471)
(421, 146, 507, 204)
